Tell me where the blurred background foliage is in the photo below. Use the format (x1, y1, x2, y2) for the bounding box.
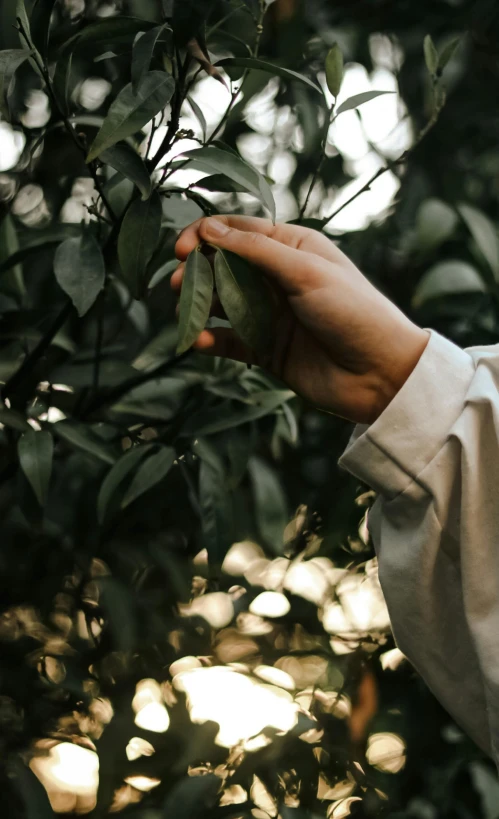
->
(1, 0, 499, 817)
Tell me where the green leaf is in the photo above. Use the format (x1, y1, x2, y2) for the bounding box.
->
(63, 17, 154, 52)
(162, 194, 204, 230)
(0, 213, 25, 300)
(111, 376, 187, 420)
(172, 0, 216, 47)
(16, 0, 32, 47)
(248, 456, 287, 552)
(325, 44, 344, 98)
(51, 359, 136, 389)
(8, 758, 55, 819)
(187, 94, 207, 142)
(97, 576, 137, 651)
(412, 260, 487, 309)
(54, 234, 105, 317)
(438, 37, 461, 70)
(16, 0, 43, 77)
(118, 190, 162, 298)
(197, 444, 232, 565)
(18, 429, 53, 506)
(98, 443, 156, 522)
(0, 226, 82, 276)
(30, 0, 57, 59)
(180, 390, 293, 436)
(52, 45, 75, 113)
(0, 406, 30, 432)
(100, 143, 152, 200)
(0, 51, 32, 118)
(0, 48, 33, 74)
(336, 90, 395, 116)
(53, 421, 117, 465)
(226, 424, 254, 488)
(177, 248, 214, 354)
(148, 257, 178, 290)
(214, 248, 274, 355)
(193, 174, 247, 193)
(86, 71, 175, 162)
(416, 199, 458, 252)
(93, 50, 121, 62)
(281, 402, 298, 444)
(458, 203, 499, 279)
(424, 34, 439, 75)
(131, 25, 169, 92)
(162, 773, 220, 819)
(180, 146, 276, 222)
(216, 57, 323, 94)
(122, 445, 175, 508)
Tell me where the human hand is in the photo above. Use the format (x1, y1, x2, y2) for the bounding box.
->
(173, 216, 430, 425)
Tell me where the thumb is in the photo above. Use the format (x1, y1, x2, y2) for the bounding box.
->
(199, 217, 323, 296)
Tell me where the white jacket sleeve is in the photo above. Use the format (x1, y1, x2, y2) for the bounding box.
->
(337, 327, 499, 764)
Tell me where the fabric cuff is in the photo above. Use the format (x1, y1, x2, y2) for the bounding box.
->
(337, 328, 476, 500)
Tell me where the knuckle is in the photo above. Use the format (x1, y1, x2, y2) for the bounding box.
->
(245, 232, 267, 249)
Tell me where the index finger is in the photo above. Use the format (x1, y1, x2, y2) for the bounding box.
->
(175, 216, 328, 296)
(175, 215, 342, 264)
(175, 215, 273, 260)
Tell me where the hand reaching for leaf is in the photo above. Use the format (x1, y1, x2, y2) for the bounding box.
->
(173, 216, 430, 425)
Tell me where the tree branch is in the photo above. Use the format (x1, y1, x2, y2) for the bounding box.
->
(318, 85, 447, 230)
(299, 103, 336, 220)
(148, 49, 191, 170)
(81, 351, 192, 419)
(2, 301, 73, 402)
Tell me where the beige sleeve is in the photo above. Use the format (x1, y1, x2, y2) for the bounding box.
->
(338, 328, 499, 763)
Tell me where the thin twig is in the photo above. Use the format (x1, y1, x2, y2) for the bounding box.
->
(318, 158, 406, 229)
(299, 103, 336, 220)
(319, 86, 447, 229)
(2, 302, 73, 401)
(81, 351, 192, 419)
(149, 49, 191, 170)
(206, 2, 248, 38)
(146, 112, 163, 161)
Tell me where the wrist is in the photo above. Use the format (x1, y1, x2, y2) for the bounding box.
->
(371, 327, 431, 423)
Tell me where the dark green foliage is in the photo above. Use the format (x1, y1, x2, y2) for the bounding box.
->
(118, 191, 163, 298)
(176, 249, 214, 354)
(214, 248, 275, 355)
(0, 0, 498, 816)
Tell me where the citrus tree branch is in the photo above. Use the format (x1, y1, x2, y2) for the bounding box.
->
(318, 86, 447, 230)
(299, 102, 336, 220)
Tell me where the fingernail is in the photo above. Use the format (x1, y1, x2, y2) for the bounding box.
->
(204, 218, 229, 238)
